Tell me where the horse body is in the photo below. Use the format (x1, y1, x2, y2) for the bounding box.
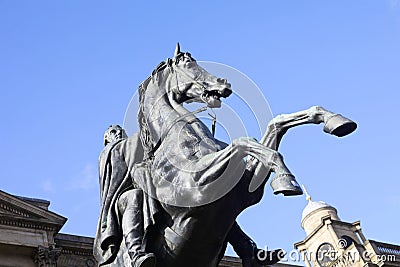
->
(158, 194, 240, 266)
(139, 61, 247, 266)
(134, 45, 357, 267)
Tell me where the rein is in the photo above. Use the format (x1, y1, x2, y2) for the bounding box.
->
(147, 105, 208, 159)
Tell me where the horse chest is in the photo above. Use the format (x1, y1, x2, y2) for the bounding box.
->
(177, 121, 220, 159)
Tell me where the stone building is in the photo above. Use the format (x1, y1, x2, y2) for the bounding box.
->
(294, 190, 400, 267)
(0, 190, 95, 267)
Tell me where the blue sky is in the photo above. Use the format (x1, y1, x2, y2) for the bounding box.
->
(1, 0, 400, 261)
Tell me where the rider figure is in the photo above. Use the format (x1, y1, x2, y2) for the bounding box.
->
(94, 125, 156, 267)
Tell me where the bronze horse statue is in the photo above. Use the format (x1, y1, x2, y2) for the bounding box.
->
(121, 44, 356, 267)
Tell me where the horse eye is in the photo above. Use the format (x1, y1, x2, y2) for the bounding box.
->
(186, 61, 196, 68)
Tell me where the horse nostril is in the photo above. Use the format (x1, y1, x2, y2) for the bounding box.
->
(220, 88, 232, 97)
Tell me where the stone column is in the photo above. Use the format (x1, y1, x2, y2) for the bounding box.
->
(34, 245, 62, 267)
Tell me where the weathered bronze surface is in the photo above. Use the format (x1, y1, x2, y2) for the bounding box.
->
(94, 44, 357, 267)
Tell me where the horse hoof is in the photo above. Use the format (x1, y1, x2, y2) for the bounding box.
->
(323, 114, 357, 137)
(270, 174, 303, 196)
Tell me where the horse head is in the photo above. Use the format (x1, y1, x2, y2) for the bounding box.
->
(167, 43, 232, 108)
(138, 43, 234, 156)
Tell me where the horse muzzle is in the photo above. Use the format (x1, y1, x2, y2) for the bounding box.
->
(218, 87, 232, 98)
(204, 87, 232, 98)
(270, 173, 303, 196)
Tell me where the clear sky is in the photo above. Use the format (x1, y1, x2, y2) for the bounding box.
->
(1, 0, 400, 262)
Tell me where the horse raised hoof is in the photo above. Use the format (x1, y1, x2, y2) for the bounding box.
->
(270, 173, 303, 196)
(323, 114, 357, 137)
(132, 253, 156, 267)
(254, 248, 285, 266)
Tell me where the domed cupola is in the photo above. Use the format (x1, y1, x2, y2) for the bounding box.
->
(301, 186, 340, 235)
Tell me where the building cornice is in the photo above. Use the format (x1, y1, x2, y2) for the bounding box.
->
(0, 190, 67, 233)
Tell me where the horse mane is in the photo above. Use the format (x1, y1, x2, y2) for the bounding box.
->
(138, 79, 155, 158)
(137, 52, 196, 158)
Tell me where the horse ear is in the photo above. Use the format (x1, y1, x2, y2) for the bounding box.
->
(174, 42, 181, 58)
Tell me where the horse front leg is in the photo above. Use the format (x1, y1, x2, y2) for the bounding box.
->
(232, 138, 295, 187)
(259, 105, 357, 151)
(246, 106, 357, 199)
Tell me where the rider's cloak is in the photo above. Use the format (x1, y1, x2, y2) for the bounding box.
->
(93, 133, 160, 265)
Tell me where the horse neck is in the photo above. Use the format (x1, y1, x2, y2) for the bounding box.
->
(144, 73, 189, 143)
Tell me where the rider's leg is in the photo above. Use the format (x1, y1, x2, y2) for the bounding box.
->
(118, 189, 156, 267)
